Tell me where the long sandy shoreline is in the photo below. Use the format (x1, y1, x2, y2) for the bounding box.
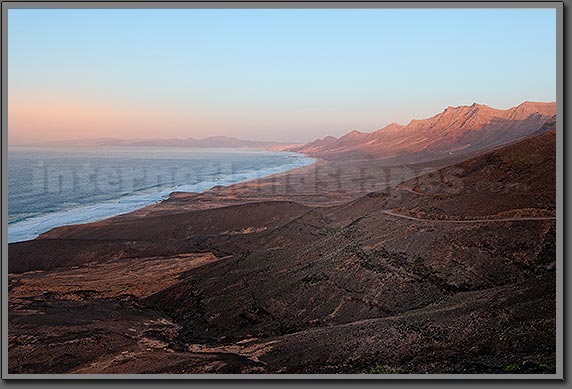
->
(7, 151, 316, 243)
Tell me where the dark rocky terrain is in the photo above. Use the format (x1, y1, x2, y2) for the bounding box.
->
(8, 117, 556, 375)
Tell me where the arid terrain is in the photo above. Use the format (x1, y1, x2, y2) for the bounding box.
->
(293, 101, 555, 162)
(8, 103, 557, 374)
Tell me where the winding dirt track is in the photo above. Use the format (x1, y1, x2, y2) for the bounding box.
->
(382, 210, 556, 223)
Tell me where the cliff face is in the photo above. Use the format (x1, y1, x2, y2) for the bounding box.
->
(293, 101, 556, 161)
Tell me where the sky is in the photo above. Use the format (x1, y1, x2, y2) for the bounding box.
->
(8, 8, 556, 144)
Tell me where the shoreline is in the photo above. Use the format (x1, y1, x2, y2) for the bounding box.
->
(8, 148, 472, 244)
(11, 152, 468, 244)
(7, 146, 478, 244)
(7, 151, 316, 243)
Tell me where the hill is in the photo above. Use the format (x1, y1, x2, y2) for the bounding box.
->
(292, 102, 555, 161)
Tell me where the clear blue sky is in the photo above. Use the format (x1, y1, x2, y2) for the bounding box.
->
(8, 8, 556, 143)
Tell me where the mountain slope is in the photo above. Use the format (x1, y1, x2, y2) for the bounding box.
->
(293, 101, 555, 161)
(137, 128, 555, 363)
(389, 124, 556, 220)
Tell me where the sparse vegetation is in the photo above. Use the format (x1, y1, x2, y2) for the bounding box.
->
(503, 363, 520, 373)
(366, 363, 403, 374)
(502, 360, 556, 374)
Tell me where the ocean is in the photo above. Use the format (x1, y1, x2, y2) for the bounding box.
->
(8, 146, 314, 243)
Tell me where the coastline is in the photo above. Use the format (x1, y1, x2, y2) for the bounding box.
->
(7, 151, 315, 243)
(28, 154, 466, 243)
(7, 137, 519, 245)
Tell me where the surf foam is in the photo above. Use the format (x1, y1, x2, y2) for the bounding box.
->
(8, 153, 314, 243)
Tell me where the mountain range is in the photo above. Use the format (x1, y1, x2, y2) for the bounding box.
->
(291, 101, 556, 161)
(21, 101, 555, 160)
(22, 136, 298, 150)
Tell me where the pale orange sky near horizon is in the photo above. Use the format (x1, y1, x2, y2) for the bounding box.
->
(8, 9, 556, 145)
(8, 95, 557, 145)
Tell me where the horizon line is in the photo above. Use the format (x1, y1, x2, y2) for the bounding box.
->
(8, 99, 556, 147)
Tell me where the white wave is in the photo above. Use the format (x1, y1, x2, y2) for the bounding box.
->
(8, 154, 314, 243)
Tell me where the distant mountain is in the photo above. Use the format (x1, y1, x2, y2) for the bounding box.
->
(292, 101, 556, 161)
(23, 136, 299, 150)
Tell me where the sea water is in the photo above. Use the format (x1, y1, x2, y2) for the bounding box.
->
(8, 146, 314, 243)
